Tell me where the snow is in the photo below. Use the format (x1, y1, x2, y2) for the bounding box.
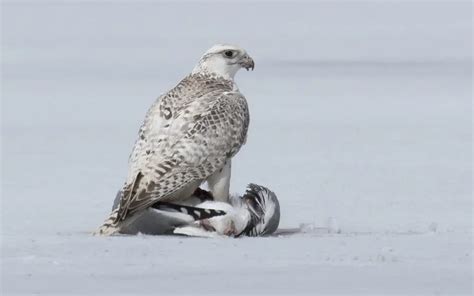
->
(1, 1, 472, 295)
(2, 231, 471, 295)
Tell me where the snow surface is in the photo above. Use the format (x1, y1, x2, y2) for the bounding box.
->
(1, 1, 472, 295)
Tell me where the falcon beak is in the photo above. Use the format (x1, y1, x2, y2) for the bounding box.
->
(239, 55, 255, 71)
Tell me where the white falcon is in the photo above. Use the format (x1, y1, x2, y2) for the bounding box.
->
(95, 44, 254, 235)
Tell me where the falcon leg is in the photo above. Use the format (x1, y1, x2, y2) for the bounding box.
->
(207, 160, 231, 203)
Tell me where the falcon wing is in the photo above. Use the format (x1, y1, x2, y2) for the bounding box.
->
(115, 91, 249, 222)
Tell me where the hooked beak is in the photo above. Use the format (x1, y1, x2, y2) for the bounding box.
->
(239, 55, 255, 71)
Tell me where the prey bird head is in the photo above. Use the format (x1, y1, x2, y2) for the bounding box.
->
(192, 44, 255, 80)
(238, 184, 280, 237)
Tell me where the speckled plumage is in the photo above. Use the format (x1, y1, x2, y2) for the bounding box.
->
(95, 45, 252, 235)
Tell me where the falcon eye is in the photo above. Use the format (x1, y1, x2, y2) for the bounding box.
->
(224, 50, 234, 58)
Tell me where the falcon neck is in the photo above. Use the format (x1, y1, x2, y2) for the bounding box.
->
(191, 62, 239, 81)
(186, 73, 237, 92)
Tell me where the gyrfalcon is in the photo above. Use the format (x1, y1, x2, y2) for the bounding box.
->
(95, 44, 254, 235)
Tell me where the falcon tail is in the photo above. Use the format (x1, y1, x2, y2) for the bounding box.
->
(93, 200, 227, 236)
(93, 208, 121, 236)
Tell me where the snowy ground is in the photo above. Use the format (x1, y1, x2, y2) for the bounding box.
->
(1, 1, 472, 295)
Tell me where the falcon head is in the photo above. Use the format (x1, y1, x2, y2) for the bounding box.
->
(192, 44, 255, 79)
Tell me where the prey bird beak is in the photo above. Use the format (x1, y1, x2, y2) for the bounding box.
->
(239, 55, 255, 71)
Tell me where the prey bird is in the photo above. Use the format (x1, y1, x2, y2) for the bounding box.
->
(109, 184, 280, 237)
(173, 184, 280, 238)
(95, 44, 254, 235)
